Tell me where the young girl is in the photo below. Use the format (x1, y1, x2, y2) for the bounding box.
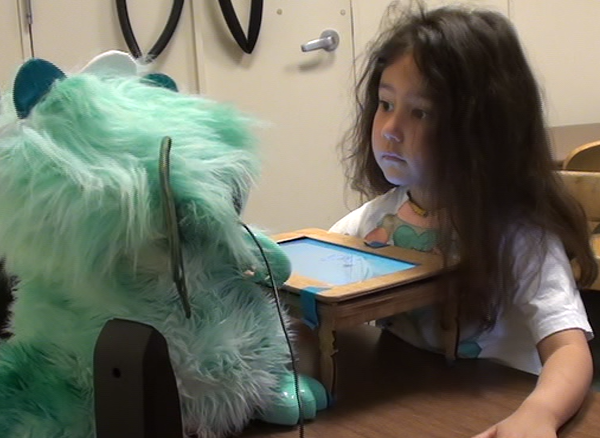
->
(331, 3, 598, 437)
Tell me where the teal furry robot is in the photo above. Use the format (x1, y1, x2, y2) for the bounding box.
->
(0, 52, 327, 437)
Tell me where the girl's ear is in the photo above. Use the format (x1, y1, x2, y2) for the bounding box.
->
(13, 58, 66, 119)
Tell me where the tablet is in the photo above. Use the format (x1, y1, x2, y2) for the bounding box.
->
(272, 228, 446, 302)
(279, 237, 416, 286)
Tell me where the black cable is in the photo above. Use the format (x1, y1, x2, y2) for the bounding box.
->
(116, 0, 141, 59)
(241, 223, 305, 438)
(148, 0, 185, 61)
(116, 0, 185, 63)
(218, 0, 263, 54)
(246, 0, 262, 54)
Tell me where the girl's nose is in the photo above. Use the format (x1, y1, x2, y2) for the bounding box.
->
(382, 115, 404, 144)
(384, 132, 401, 143)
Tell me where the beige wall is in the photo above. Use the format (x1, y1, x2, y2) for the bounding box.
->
(1, 0, 198, 92)
(0, 1, 24, 90)
(5, 1, 598, 126)
(510, 0, 600, 127)
(191, 0, 357, 232)
(1, 0, 600, 231)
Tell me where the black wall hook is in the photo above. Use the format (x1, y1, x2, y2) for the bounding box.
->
(218, 0, 263, 54)
(116, 0, 185, 63)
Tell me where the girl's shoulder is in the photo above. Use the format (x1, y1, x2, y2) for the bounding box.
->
(503, 221, 574, 297)
(505, 221, 562, 257)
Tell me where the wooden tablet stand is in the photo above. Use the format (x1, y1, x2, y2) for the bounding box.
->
(273, 228, 453, 394)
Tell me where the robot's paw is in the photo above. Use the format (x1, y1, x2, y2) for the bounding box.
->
(256, 374, 329, 426)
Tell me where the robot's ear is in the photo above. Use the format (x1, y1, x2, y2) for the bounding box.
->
(143, 73, 178, 92)
(79, 50, 138, 77)
(13, 58, 66, 119)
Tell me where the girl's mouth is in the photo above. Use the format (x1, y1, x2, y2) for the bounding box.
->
(382, 153, 404, 162)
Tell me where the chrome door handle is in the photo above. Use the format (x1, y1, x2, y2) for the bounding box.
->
(301, 30, 339, 52)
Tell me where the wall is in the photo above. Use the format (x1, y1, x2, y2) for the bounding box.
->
(2, 1, 198, 92)
(191, 0, 357, 233)
(1, 0, 600, 232)
(0, 1, 24, 90)
(510, 0, 600, 127)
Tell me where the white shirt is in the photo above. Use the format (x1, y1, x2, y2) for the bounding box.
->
(330, 187, 593, 374)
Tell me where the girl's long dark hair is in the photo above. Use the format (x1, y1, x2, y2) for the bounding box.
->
(342, 1, 597, 326)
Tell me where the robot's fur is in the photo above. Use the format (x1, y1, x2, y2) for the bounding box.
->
(0, 58, 298, 437)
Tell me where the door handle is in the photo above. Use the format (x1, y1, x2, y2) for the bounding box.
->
(301, 29, 339, 52)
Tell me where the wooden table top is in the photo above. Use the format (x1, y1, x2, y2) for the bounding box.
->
(240, 325, 600, 438)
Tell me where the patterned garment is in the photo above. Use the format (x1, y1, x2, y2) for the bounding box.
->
(364, 200, 439, 252)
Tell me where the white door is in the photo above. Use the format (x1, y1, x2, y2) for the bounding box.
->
(192, 1, 356, 233)
(0, 0, 24, 89)
(17, 0, 199, 92)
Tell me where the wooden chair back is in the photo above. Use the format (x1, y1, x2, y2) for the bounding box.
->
(558, 170, 600, 223)
(557, 170, 600, 291)
(562, 140, 600, 171)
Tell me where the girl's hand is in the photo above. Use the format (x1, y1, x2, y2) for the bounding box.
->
(473, 329, 591, 438)
(471, 407, 557, 438)
(472, 422, 556, 438)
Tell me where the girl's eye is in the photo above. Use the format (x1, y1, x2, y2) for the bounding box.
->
(411, 108, 429, 120)
(378, 100, 393, 112)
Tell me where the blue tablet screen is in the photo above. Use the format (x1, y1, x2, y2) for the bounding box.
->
(278, 237, 415, 286)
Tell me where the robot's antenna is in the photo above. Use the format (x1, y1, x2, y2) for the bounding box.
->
(159, 136, 191, 318)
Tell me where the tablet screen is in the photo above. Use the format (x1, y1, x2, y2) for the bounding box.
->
(279, 237, 416, 286)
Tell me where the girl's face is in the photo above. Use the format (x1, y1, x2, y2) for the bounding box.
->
(371, 54, 434, 192)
